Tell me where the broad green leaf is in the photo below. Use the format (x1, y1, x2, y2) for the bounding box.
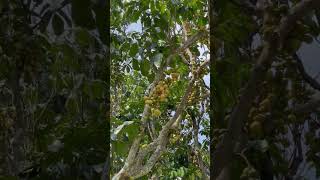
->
(91, 80, 107, 99)
(140, 59, 150, 76)
(52, 14, 64, 36)
(111, 121, 134, 140)
(93, 4, 108, 43)
(151, 53, 163, 67)
(71, 0, 95, 29)
(75, 29, 93, 47)
(132, 59, 139, 70)
(65, 93, 78, 114)
(130, 43, 139, 56)
(0, 0, 3, 13)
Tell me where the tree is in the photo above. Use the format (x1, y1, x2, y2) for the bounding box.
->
(111, 0, 210, 179)
(211, 0, 320, 179)
(0, 0, 109, 179)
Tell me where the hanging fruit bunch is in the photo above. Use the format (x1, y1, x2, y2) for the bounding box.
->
(247, 93, 274, 138)
(144, 80, 170, 118)
(187, 81, 200, 105)
(170, 72, 179, 82)
(0, 107, 16, 130)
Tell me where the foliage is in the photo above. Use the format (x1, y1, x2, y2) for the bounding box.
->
(0, 0, 108, 179)
(212, 0, 320, 179)
(111, 0, 209, 179)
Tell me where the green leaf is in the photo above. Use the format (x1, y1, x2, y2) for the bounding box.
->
(126, 123, 139, 139)
(130, 43, 139, 56)
(132, 59, 139, 70)
(52, 14, 64, 35)
(0, 0, 3, 13)
(126, 66, 130, 73)
(131, 9, 141, 22)
(147, 72, 155, 82)
(61, 44, 80, 71)
(75, 29, 93, 47)
(151, 53, 163, 67)
(91, 80, 107, 99)
(303, 34, 313, 44)
(71, 0, 95, 29)
(113, 140, 130, 156)
(65, 93, 78, 114)
(140, 59, 150, 76)
(286, 39, 302, 53)
(249, 139, 269, 152)
(93, 4, 108, 43)
(111, 121, 134, 140)
(0, 176, 18, 180)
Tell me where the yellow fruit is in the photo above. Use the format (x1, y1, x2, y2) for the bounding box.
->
(260, 98, 271, 107)
(249, 121, 263, 137)
(288, 114, 296, 122)
(249, 108, 257, 118)
(143, 96, 149, 100)
(145, 100, 153, 104)
(253, 114, 266, 122)
(152, 108, 161, 117)
(171, 73, 179, 79)
(171, 136, 179, 143)
(160, 97, 166, 102)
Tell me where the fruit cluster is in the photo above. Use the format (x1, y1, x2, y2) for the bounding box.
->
(0, 108, 16, 130)
(170, 73, 179, 82)
(247, 94, 273, 137)
(187, 84, 200, 104)
(144, 80, 170, 118)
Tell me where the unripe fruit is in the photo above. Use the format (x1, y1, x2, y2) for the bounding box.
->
(266, 70, 274, 80)
(151, 108, 161, 117)
(259, 98, 271, 112)
(253, 114, 266, 122)
(279, 4, 288, 13)
(288, 114, 296, 122)
(248, 107, 257, 118)
(160, 94, 167, 101)
(224, 114, 230, 121)
(249, 121, 263, 137)
(171, 73, 179, 79)
(260, 98, 271, 106)
(145, 100, 153, 105)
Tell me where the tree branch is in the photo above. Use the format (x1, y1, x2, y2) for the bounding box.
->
(112, 32, 207, 179)
(212, 0, 320, 179)
(293, 98, 320, 113)
(131, 60, 209, 178)
(293, 53, 320, 91)
(191, 110, 209, 179)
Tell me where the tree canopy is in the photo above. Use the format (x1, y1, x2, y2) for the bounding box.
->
(211, 0, 320, 179)
(1, 0, 320, 179)
(111, 0, 210, 179)
(0, 0, 109, 179)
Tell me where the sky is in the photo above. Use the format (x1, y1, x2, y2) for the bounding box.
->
(294, 39, 320, 179)
(298, 40, 320, 81)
